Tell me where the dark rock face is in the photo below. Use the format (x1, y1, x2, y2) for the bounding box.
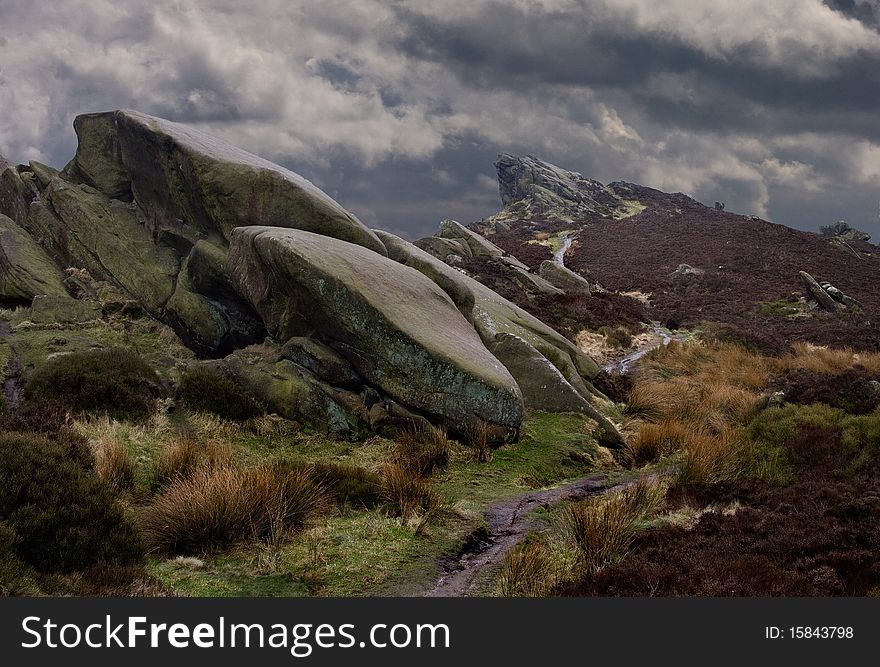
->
(494, 153, 626, 220)
(0, 214, 68, 302)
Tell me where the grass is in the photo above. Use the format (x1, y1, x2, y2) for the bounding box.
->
(498, 536, 556, 597)
(93, 435, 136, 493)
(391, 424, 451, 477)
(143, 410, 609, 596)
(566, 481, 666, 573)
(141, 462, 328, 556)
(380, 463, 444, 531)
(154, 435, 234, 488)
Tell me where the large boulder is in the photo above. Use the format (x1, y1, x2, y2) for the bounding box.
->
(63, 110, 386, 255)
(43, 178, 179, 314)
(799, 271, 844, 312)
(375, 230, 601, 383)
(489, 333, 624, 447)
(164, 240, 265, 356)
(0, 165, 38, 226)
(229, 226, 523, 438)
(438, 219, 506, 259)
(3, 110, 388, 357)
(202, 343, 369, 437)
(539, 260, 592, 295)
(0, 214, 69, 302)
(280, 337, 362, 389)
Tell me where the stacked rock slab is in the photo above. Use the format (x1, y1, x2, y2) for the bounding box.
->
(229, 226, 524, 440)
(0, 110, 386, 355)
(0, 109, 624, 445)
(374, 230, 624, 446)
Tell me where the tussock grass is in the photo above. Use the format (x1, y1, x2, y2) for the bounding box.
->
(623, 382, 670, 420)
(392, 424, 451, 477)
(142, 463, 328, 556)
(380, 463, 444, 530)
(566, 481, 666, 573)
(93, 435, 135, 493)
(154, 436, 234, 487)
(498, 537, 556, 597)
(468, 420, 494, 463)
(628, 419, 701, 466)
(290, 460, 383, 509)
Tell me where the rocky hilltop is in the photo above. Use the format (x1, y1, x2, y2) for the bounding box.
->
(467, 154, 880, 353)
(0, 111, 622, 444)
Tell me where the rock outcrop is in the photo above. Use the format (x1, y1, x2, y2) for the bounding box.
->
(0, 214, 68, 302)
(374, 230, 623, 445)
(230, 226, 524, 439)
(492, 154, 643, 222)
(799, 271, 862, 312)
(0, 110, 389, 355)
(539, 260, 592, 294)
(0, 112, 627, 447)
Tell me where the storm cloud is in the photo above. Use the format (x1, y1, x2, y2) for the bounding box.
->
(1, 0, 879, 239)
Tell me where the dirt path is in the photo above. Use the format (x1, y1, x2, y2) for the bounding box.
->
(602, 325, 688, 375)
(0, 320, 22, 414)
(423, 470, 662, 597)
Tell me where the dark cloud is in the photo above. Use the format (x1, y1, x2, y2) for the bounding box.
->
(1, 1, 880, 240)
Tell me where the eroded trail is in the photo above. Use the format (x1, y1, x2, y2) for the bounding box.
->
(423, 471, 661, 597)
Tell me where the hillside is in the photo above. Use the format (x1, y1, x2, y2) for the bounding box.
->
(465, 154, 879, 353)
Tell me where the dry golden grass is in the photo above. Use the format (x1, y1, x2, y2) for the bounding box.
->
(391, 424, 451, 477)
(155, 436, 234, 486)
(624, 341, 779, 482)
(677, 428, 742, 485)
(380, 463, 444, 529)
(628, 419, 702, 466)
(498, 538, 555, 597)
(567, 481, 666, 573)
(142, 462, 328, 555)
(772, 341, 880, 375)
(467, 419, 494, 463)
(623, 381, 671, 420)
(92, 435, 135, 493)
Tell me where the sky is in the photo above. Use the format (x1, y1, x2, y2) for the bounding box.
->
(2, 0, 880, 240)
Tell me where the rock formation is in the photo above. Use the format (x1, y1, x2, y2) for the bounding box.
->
(490, 154, 647, 223)
(0, 111, 624, 445)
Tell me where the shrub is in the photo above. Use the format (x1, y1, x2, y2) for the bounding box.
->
(391, 424, 451, 477)
(142, 463, 327, 555)
(0, 400, 92, 468)
(598, 325, 633, 349)
(0, 432, 145, 573)
(567, 481, 665, 573)
(178, 365, 264, 421)
(592, 371, 633, 403)
(380, 463, 443, 524)
(23, 348, 165, 422)
(772, 367, 880, 415)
